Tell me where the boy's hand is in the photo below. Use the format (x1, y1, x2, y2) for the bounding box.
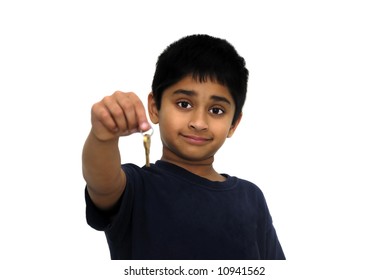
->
(91, 91, 151, 141)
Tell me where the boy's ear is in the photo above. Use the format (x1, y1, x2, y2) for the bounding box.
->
(147, 92, 159, 124)
(227, 113, 243, 138)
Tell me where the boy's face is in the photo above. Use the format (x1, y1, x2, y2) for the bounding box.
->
(148, 75, 241, 165)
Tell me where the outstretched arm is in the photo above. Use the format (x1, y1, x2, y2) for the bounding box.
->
(82, 91, 150, 210)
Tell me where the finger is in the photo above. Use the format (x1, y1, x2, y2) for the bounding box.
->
(123, 105, 137, 133)
(103, 95, 128, 132)
(91, 102, 117, 132)
(120, 92, 150, 133)
(115, 92, 138, 133)
(134, 98, 151, 132)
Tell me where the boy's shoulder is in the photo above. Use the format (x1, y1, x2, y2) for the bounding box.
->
(233, 175, 265, 196)
(236, 176, 263, 189)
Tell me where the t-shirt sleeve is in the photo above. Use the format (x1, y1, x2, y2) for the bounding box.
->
(84, 164, 139, 231)
(264, 195, 286, 260)
(84, 187, 124, 231)
(249, 184, 285, 260)
(264, 214, 286, 260)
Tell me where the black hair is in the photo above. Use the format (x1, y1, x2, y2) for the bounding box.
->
(151, 34, 249, 124)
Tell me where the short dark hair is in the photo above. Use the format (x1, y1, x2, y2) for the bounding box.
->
(151, 34, 249, 124)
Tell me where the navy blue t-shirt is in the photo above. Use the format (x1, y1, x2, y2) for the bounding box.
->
(85, 160, 285, 260)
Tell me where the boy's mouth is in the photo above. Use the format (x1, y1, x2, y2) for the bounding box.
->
(181, 134, 212, 145)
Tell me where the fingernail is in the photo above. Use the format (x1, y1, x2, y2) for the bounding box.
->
(140, 122, 149, 131)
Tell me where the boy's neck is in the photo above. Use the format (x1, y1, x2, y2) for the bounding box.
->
(160, 155, 226, 182)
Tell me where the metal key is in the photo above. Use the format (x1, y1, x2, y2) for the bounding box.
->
(142, 127, 153, 167)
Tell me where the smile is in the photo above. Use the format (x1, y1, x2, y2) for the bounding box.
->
(181, 134, 212, 145)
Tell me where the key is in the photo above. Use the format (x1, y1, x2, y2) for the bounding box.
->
(142, 127, 153, 167)
(143, 133, 151, 167)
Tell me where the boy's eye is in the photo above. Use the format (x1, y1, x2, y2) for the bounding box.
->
(209, 107, 225, 115)
(177, 101, 192, 109)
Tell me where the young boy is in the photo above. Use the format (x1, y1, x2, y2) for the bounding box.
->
(82, 34, 285, 260)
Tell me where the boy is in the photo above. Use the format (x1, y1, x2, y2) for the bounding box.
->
(82, 34, 285, 260)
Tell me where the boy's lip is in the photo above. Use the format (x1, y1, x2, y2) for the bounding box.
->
(181, 134, 212, 145)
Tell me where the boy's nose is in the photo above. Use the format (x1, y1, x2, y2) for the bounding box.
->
(188, 110, 208, 131)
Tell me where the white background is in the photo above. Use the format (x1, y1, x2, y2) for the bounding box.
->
(1, 0, 388, 279)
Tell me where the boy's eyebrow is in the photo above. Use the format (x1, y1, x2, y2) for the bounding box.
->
(173, 89, 232, 105)
(211, 95, 232, 105)
(173, 89, 195, 96)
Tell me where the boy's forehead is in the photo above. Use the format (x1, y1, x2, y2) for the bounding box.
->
(172, 75, 227, 90)
(168, 75, 232, 97)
